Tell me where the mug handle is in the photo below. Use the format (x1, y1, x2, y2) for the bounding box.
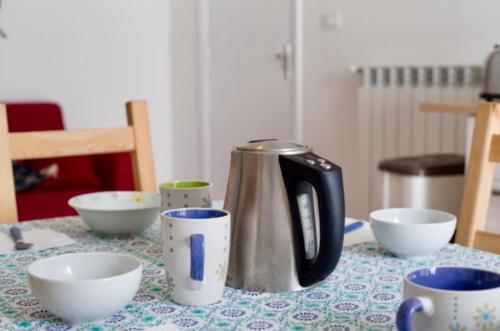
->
(190, 234, 205, 290)
(396, 297, 434, 331)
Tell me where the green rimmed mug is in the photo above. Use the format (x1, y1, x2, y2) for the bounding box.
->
(159, 181, 212, 212)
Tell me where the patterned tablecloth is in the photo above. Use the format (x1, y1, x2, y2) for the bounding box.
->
(0, 217, 499, 331)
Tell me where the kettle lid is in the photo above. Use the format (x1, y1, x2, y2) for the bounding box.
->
(236, 139, 309, 153)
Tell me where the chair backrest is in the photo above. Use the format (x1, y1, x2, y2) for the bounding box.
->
(0, 100, 157, 224)
(456, 102, 500, 254)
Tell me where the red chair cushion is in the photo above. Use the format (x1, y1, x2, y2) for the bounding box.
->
(28, 157, 102, 190)
(6, 103, 64, 131)
(6, 103, 102, 190)
(5, 102, 135, 221)
(16, 188, 101, 221)
(92, 153, 135, 190)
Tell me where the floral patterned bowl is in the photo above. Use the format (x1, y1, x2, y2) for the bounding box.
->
(68, 191, 160, 235)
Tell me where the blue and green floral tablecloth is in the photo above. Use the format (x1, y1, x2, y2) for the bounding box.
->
(0, 217, 499, 331)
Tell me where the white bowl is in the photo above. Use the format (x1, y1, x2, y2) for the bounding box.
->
(369, 208, 456, 258)
(28, 253, 142, 323)
(68, 191, 160, 235)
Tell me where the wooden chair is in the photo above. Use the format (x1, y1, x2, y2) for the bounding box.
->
(0, 100, 157, 224)
(456, 102, 500, 254)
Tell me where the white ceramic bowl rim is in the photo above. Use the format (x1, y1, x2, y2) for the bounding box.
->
(68, 191, 160, 211)
(370, 208, 456, 226)
(162, 207, 228, 221)
(28, 252, 142, 285)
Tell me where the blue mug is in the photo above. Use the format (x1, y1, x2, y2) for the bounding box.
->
(397, 267, 500, 331)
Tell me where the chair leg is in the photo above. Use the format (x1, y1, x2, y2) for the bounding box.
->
(0, 105, 19, 224)
(456, 102, 500, 247)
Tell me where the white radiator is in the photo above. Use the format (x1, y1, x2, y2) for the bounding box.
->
(355, 65, 482, 216)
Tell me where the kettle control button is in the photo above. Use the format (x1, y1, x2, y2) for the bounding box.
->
(320, 163, 332, 170)
(317, 158, 326, 163)
(306, 159, 316, 165)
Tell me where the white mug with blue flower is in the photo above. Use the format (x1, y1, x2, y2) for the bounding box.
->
(397, 267, 500, 331)
(161, 208, 230, 306)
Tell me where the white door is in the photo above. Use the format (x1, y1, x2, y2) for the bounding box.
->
(207, 0, 298, 198)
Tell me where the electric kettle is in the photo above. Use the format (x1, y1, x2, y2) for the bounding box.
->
(481, 45, 500, 100)
(223, 139, 345, 292)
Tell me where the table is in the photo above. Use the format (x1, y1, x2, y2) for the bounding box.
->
(0, 217, 499, 331)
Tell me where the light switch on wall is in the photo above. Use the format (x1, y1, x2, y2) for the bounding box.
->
(0, 0, 7, 39)
(321, 11, 343, 30)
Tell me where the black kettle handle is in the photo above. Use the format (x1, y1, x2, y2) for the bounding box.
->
(279, 153, 345, 287)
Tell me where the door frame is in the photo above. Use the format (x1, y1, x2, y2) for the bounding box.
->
(196, 0, 304, 179)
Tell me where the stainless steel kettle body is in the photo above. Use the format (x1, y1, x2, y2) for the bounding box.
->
(223, 140, 345, 292)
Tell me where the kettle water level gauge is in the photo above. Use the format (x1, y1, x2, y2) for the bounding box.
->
(297, 193, 316, 260)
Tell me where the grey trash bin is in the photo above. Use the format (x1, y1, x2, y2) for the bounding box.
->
(378, 154, 465, 216)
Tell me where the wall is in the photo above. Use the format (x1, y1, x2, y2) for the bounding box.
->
(171, 0, 500, 217)
(303, 0, 500, 218)
(169, 0, 201, 181)
(0, 0, 172, 182)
